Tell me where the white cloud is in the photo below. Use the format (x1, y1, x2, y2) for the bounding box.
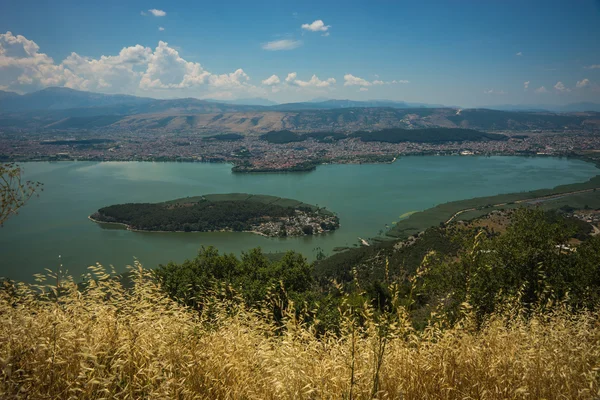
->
(1, 31, 422, 100)
(576, 78, 590, 88)
(262, 74, 280, 86)
(208, 69, 250, 88)
(553, 81, 570, 92)
(301, 20, 330, 32)
(321, 32, 330, 37)
(483, 89, 506, 95)
(344, 74, 409, 87)
(159, 27, 165, 31)
(0, 31, 54, 68)
(138, 45, 254, 93)
(148, 9, 166, 17)
(0, 31, 87, 90)
(139, 41, 209, 89)
(285, 72, 335, 88)
(535, 86, 548, 94)
(359, 87, 368, 92)
(261, 72, 336, 93)
(584, 65, 600, 69)
(516, 52, 522, 56)
(0, 31, 261, 98)
(60, 45, 153, 91)
(344, 74, 371, 87)
(261, 39, 302, 51)
(524, 81, 529, 90)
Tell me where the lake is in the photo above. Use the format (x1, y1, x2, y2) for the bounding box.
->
(1, 156, 598, 282)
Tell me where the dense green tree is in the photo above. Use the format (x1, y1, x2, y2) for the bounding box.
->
(93, 201, 296, 232)
(351, 128, 507, 143)
(92, 199, 338, 234)
(422, 208, 600, 323)
(155, 208, 600, 332)
(155, 246, 314, 309)
(302, 225, 314, 235)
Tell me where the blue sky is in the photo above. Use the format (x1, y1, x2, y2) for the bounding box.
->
(1, 0, 599, 106)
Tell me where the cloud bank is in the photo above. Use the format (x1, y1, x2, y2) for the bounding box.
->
(0, 31, 344, 99)
(0, 31, 256, 98)
(343, 74, 409, 87)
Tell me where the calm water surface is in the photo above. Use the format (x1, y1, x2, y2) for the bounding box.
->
(1, 156, 598, 282)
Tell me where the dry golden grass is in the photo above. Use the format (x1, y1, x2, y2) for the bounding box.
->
(1, 263, 599, 399)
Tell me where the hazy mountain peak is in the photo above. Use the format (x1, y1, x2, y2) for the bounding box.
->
(0, 90, 20, 99)
(205, 97, 278, 106)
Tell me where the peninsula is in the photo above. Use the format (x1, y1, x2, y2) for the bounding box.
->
(90, 193, 340, 237)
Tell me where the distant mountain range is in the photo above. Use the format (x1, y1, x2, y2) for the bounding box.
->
(1, 87, 599, 114)
(270, 99, 448, 111)
(480, 102, 600, 113)
(204, 97, 279, 107)
(0, 88, 265, 117)
(0, 87, 154, 111)
(0, 87, 599, 133)
(0, 88, 446, 113)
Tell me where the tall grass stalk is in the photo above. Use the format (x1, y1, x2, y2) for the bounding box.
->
(0, 263, 598, 399)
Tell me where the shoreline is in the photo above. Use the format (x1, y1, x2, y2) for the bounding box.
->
(8, 152, 598, 169)
(88, 215, 335, 238)
(89, 215, 271, 237)
(387, 173, 600, 240)
(445, 186, 600, 225)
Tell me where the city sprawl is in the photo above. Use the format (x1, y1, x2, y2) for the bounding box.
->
(2, 128, 600, 171)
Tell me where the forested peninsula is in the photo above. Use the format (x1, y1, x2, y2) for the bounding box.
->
(90, 193, 339, 237)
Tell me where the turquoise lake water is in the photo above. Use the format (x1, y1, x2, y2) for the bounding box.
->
(0, 156, 597, 282)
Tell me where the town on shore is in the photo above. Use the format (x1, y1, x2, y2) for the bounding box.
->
(2, 128, 599, 172)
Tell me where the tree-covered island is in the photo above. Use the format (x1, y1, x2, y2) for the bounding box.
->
(90, 193, 339, 237)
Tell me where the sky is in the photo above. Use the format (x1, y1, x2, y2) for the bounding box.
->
(0, 0, 599, 107)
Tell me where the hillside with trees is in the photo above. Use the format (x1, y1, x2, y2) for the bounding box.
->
(90, 193, 339, 237)
(350, 127, 508, 143)
(260, 130, 347, 143)
(258, 128, 507, 145)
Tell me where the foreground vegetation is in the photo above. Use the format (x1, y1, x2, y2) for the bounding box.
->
(2, 186, 600, 398)
(1, 261, 598, 399)
(0, 163, 43, 227)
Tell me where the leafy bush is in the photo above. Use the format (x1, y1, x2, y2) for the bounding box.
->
(155, 247, 314, 308)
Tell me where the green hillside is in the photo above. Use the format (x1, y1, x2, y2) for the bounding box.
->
(388, 175, 600, 239)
